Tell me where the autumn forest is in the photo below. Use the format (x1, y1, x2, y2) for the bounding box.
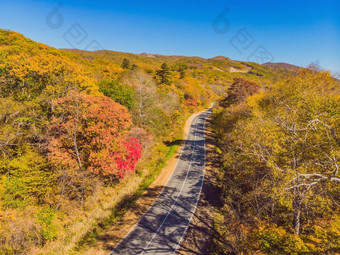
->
(0, 29, 339, 254)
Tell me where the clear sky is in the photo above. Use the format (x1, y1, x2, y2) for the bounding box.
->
(1, 0, 339, 73)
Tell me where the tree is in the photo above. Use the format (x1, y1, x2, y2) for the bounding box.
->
(99, 79, 135, 110)
(122, 69, 172, 137)
(223, 77, 260, 106)
(123, 69, 156, 126)
(121, 58, 130, 69)
(47, 92, 142, 179)
(131, 64, 138, 70)
(156, 63, 171, 85)
(179, 68, 186, 79)
(176, 63, 187, 79)
(212, 69, 340, 253)
(2, 145, 55, 208)
(262, 70, 340, 235)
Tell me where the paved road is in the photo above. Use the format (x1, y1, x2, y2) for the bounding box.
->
(110, 108, 212, 255)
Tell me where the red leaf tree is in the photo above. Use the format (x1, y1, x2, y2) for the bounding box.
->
(47, 92, 142, 178)
(224, 78, 261, 106)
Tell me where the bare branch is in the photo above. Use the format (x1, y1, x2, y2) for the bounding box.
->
(286, 181, 319, 190)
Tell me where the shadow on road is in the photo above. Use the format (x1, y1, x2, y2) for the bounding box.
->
(176, 117, 224, 255)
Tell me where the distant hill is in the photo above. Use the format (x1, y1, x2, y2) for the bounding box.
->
(263, 62, 301, 72)
(0, 29, 302, 96)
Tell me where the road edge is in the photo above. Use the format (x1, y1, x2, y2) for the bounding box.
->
(82, 108, 210, 255)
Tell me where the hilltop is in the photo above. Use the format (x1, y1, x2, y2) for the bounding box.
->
(263, 62, 302, 72)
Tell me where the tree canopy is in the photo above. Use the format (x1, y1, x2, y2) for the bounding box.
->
(212, 69, 340, 254)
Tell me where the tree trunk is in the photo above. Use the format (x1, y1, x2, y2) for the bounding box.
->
(73, 102, 82, 170)
(139, 83, 142, 125)
(293, 198, 301, 235)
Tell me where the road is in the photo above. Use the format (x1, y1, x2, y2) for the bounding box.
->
(110, 108, 212, 255)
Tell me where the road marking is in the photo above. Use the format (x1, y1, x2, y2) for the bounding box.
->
(172, 111, 209, 254)
(140, 115, 200, 254)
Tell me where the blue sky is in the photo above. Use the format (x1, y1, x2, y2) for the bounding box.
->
(1, 0, 339, 73)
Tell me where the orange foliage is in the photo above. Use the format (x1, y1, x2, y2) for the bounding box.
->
(48, 92, 142, 178)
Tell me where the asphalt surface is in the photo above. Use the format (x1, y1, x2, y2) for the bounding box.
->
(110, 109, 212, 255)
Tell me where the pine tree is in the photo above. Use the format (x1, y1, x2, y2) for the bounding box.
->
(179, 69, 186, 79)
(177, 63, 187, 79)
(121, 58, 130, 69)
(156, 63, 171, 85)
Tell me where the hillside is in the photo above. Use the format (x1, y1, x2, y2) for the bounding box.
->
(263, 62, 302, 72)
(0, 29, 298, 254)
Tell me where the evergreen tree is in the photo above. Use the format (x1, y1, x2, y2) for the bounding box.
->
(177, 63, 187, 79)
(179, 68, 186, 79)
(131, 64, 138, 70)
(121, 58, 130, 69)
(156, 63, 171, 85)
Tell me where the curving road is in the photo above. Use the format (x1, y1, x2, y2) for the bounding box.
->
(110, 108, 211, 255)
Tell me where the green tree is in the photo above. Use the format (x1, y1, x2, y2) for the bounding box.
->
(1, 145, 55, 208)
(156, 63, 171, 85)
(121, 58, 130, 69)
(177, 63, 187, 79)
(99, 79, 135, 110)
